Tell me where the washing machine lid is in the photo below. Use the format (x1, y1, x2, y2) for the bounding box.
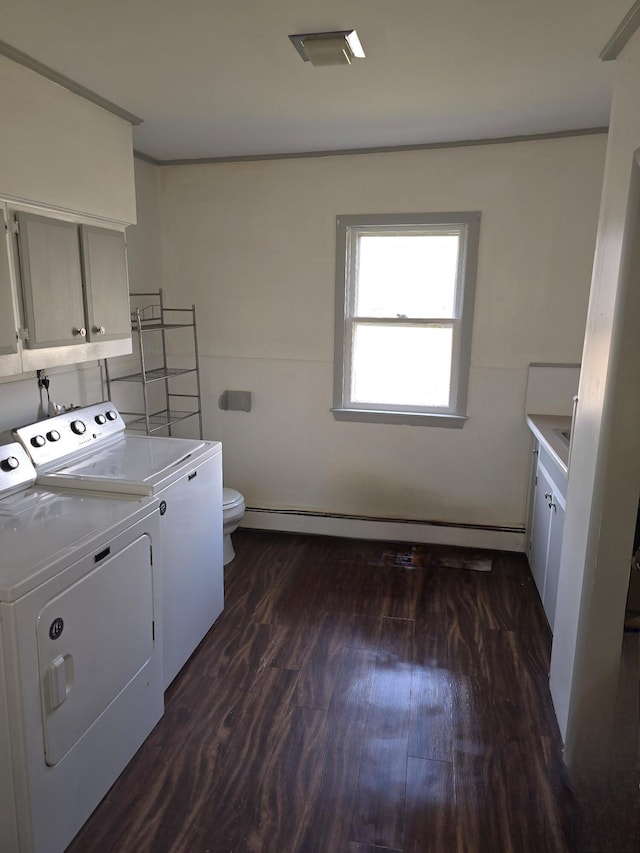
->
(0, 487, 158, 602)
(36, 435, 221, 496)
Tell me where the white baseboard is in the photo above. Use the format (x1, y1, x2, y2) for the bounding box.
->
(241, 509, 526, 553)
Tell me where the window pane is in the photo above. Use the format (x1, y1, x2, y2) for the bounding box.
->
(351, 324, 453, 407)
(355, 234, 459, 319)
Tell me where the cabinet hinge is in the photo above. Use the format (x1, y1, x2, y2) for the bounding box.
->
(12, 219, 19, 236)
(18, 327, 29, 342)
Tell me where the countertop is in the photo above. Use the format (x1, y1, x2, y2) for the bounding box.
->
(526, 413, 572, 475)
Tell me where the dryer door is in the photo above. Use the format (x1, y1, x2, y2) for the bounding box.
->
(36, 534, 154, 766)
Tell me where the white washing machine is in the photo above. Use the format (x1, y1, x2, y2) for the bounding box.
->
(14, 402, 224, 690)
(0, 442, 164, 853)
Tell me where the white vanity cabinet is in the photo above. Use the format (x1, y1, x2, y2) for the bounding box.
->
(15, 212, 130, 350)
(528, 443, 567, 633)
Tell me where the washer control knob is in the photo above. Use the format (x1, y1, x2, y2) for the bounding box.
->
(105, 410, 118, 421)
(47, 430, 61, 442)
(94, 414, 106, 425)
(31, 434, 46, 448)
(1, 456, 19, 471)
(70, 420, 86, 435)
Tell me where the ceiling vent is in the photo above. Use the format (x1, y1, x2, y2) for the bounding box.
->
(289, 30, 365, 67)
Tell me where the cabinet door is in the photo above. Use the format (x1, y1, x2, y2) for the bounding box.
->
(543, 496, 565, 634)
(81, 225, 131, 342)
(529, 462, 553, 600)
(0, 210, 18, 355)
(16, 213, 86, 348)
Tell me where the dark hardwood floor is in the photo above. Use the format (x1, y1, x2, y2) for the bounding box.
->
(67, 530, 575, 853)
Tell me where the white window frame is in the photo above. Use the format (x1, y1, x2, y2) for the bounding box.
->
(332, 212, 480, 427)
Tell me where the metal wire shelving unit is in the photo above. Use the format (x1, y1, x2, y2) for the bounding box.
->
(104, 289, 203, 438)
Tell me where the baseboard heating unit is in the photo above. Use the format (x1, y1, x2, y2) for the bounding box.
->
(242, 506, 526, 552)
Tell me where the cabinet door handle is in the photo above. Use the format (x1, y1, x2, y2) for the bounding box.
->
(548, 501, 556, 511)
(93, 325, 106, 335)
(544, 492, 552, 501)
(72, 326, 86, 337)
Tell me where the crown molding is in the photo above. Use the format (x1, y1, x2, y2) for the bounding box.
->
(600, 0, 640, 61)
(0, 39, 143, 125)
(141, 127, 608, 167)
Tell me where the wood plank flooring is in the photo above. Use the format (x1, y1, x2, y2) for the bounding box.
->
(67, 531, 575, 853)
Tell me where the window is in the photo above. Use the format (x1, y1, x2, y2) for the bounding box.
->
(332, 212, 480, 427)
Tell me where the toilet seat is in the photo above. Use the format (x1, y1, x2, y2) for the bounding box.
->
(223, 488, 244, 512)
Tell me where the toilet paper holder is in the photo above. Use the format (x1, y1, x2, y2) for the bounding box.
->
(218, 390, 252, 412)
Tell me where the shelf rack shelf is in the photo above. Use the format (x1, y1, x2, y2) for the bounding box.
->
(104, 289, 203, 439)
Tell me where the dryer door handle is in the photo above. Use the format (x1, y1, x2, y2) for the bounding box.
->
(47, 654, 73, 710)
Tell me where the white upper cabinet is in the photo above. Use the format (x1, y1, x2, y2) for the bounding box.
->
(8, 209, 133, 372)
(80, 225, 131, 343)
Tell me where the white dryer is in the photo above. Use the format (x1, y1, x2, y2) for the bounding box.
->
(0, 442, 163, 853)
(14, 402, 224, 690)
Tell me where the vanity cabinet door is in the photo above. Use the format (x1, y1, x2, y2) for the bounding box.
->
(529, 461, 552, 597)
(528, 451, 567, 634)
(16, 212, 86, 349)
(80, 225, 130, 343)
(544, 496, 565, 633)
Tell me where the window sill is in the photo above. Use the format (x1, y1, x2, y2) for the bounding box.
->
(331, 408, 467, 428)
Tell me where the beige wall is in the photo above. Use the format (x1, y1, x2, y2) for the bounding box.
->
(127, 159, 161, 292)
(550, 24, 640, 847)
(0, 363, 103, 435)
(0, 55, 136, 223)
(145, 134, 606, 548)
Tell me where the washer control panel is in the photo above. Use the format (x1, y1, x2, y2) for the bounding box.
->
(0, 442, 36, 497)
(13, 402, 126, 468)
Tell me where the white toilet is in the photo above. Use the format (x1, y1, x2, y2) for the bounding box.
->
(222, 487, 245, 565)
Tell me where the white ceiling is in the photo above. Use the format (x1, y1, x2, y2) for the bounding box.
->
(0, 0, 632, 162)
